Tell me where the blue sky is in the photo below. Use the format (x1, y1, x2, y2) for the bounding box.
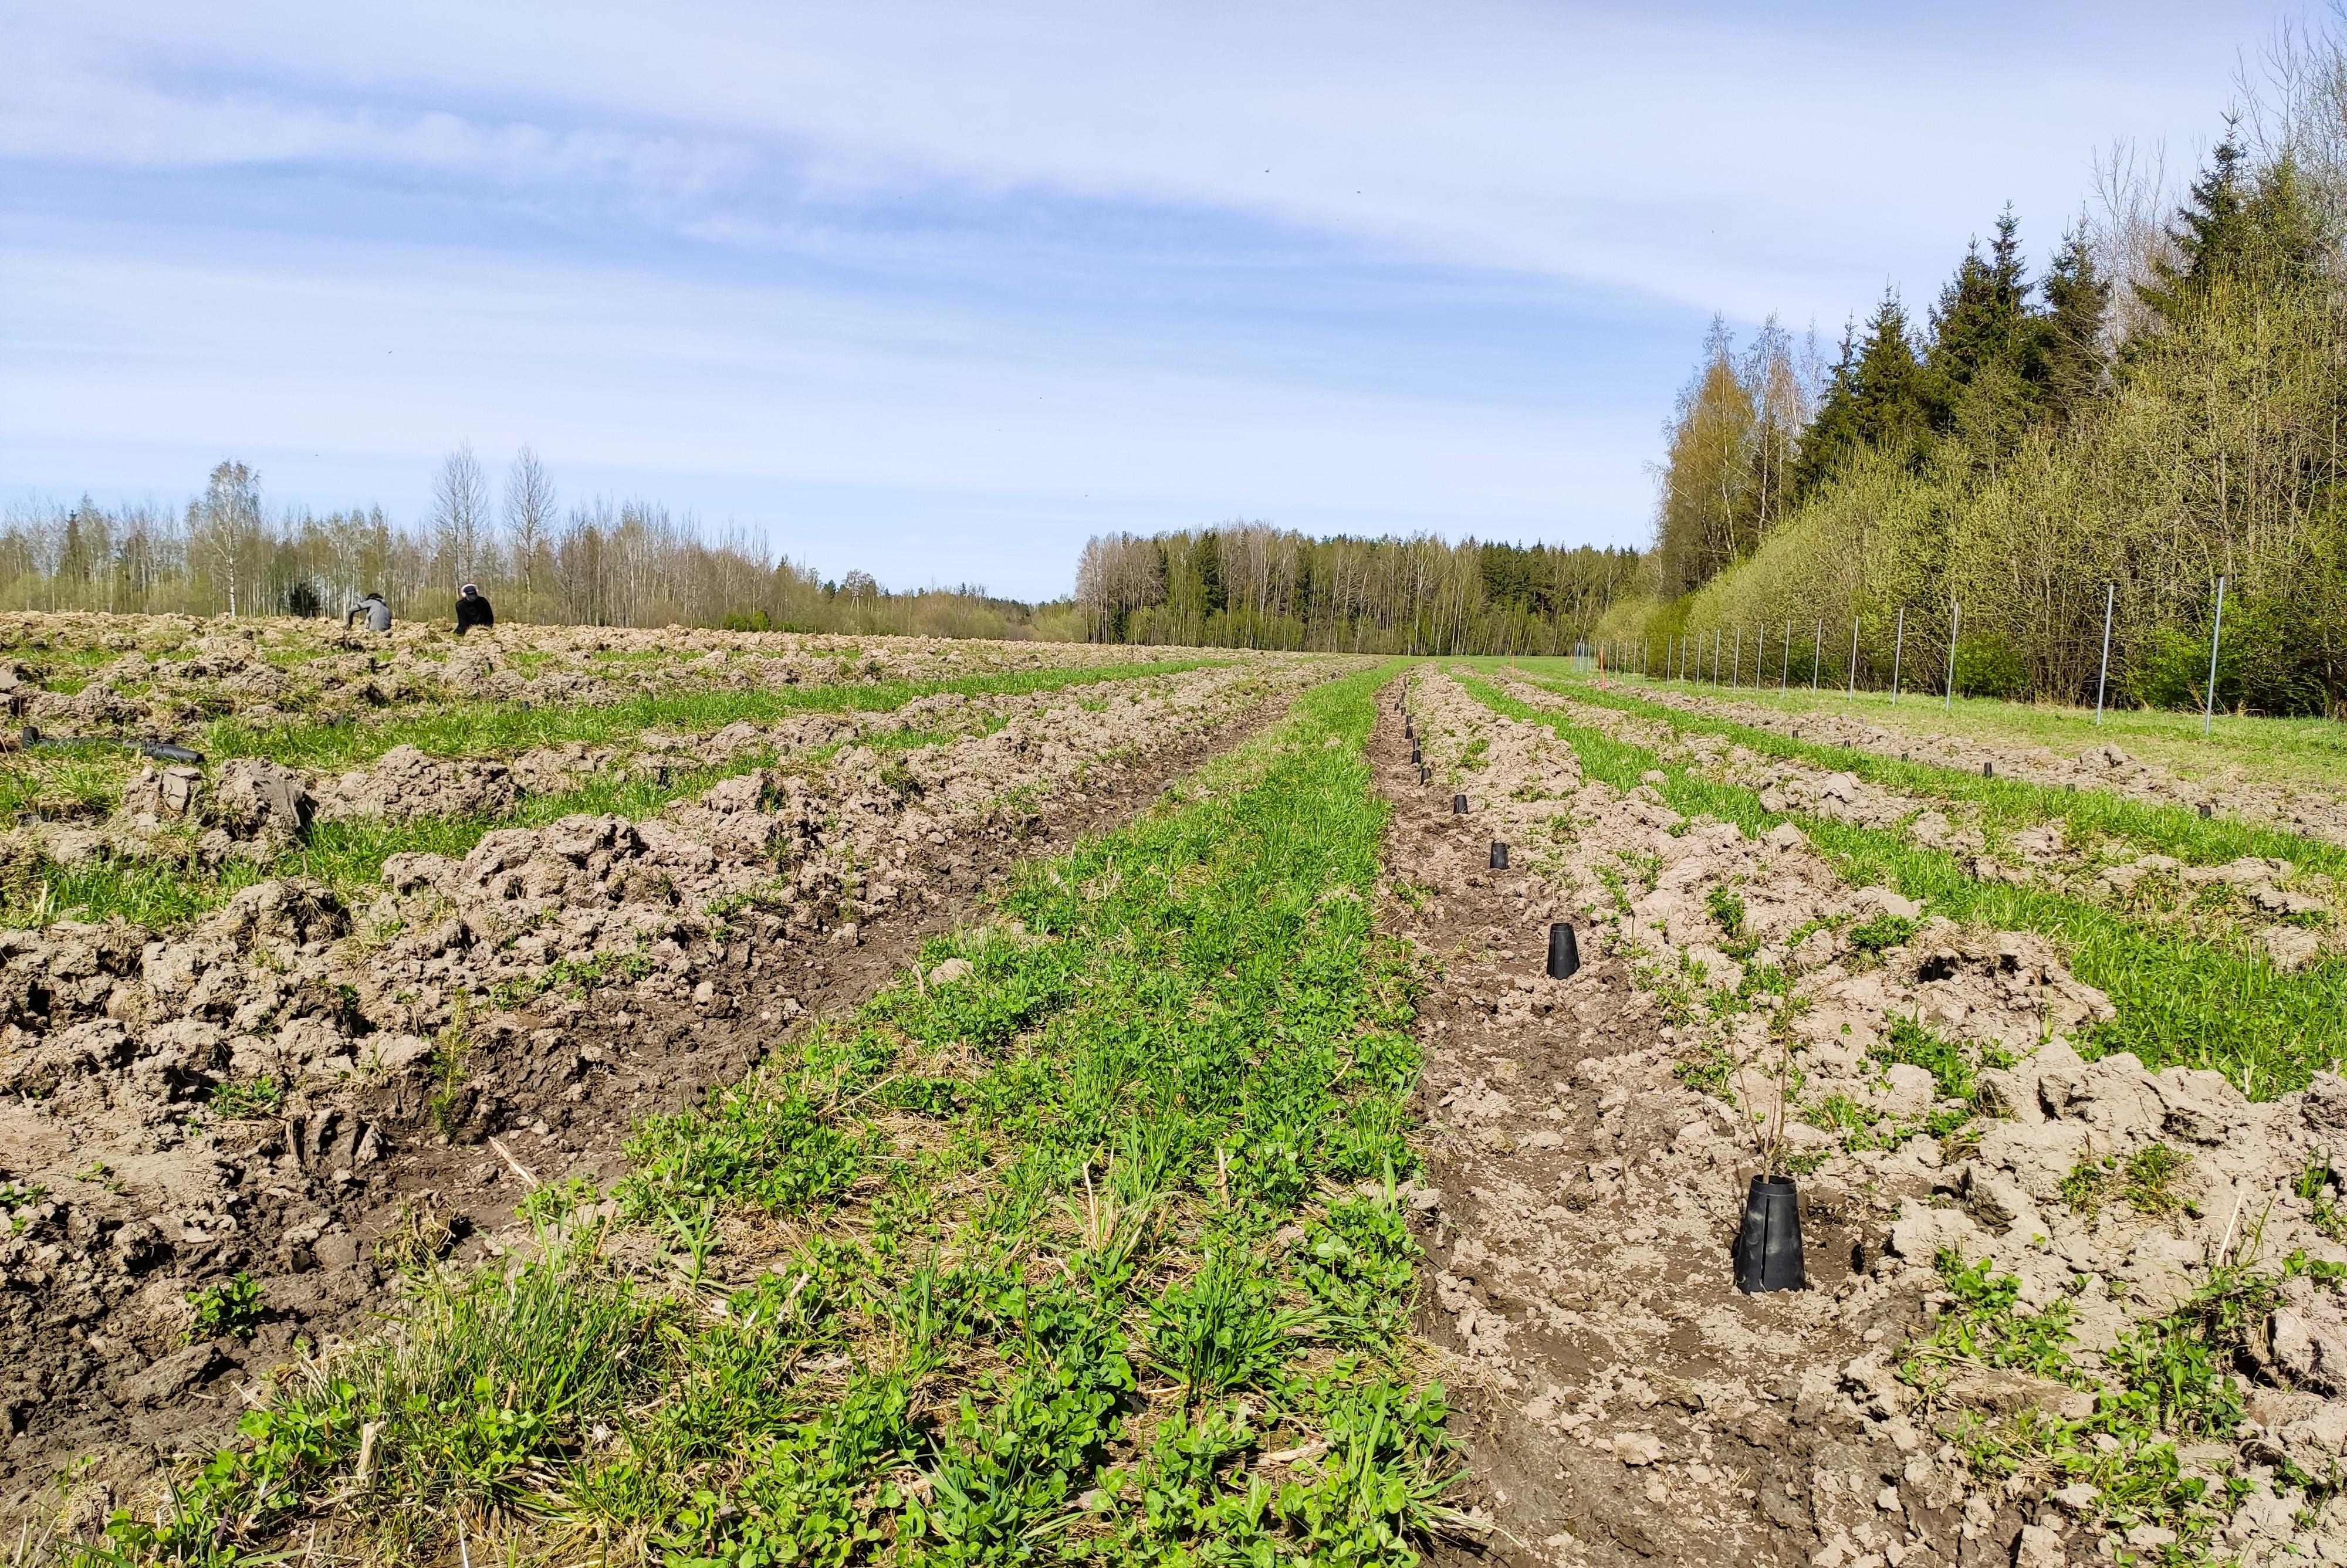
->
(0, 2, 2288, 599)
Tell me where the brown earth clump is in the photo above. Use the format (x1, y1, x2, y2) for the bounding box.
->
(1392, 670, 2347, 1566)
(0, 629, 1340, 1523)
(1513, 680, 2345, 973)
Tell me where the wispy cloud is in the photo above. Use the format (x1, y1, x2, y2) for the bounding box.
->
(0, 1, 2280, 595)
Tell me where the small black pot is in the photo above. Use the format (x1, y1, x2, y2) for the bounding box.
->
(1405, 720, 1414, 739)
(1451, 794, 1467, 814)
(1545, 922, 1579, 979)
(1411, 744, 1422, 763)
(1489, 842, 1508, 869)
(1733, 1176, 1806, 1294)
(1418, 764, 1430, 785)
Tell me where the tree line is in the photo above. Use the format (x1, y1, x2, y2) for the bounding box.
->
(1074, 525, 1646, 655)
(1629, 21, 2347, 716)
(1, 447, 1078, 641)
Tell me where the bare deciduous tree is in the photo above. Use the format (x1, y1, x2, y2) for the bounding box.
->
(432, 443, 491, 592)
(503, 445, 556, 606)
(188, 460, 263, 616)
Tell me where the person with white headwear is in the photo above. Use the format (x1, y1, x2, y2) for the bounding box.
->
(455, 583, 495, 634)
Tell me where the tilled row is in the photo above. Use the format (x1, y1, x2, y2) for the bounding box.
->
(2, 613, 1172, 742)
(1395, 668, 2347, 1566)
(1508, 678, 2343, 973)
(42, 663, 1449, 1568)
(0, 614, 1235, 843)
(0, 653, 1335, 1519)
(1614, 677, 2347, 851)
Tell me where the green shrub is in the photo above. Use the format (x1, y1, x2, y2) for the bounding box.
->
(2130, 625, 2220, 712)
(1953, 631, 2028, 699)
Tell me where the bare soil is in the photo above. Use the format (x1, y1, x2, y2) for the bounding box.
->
(0, 664, 1315, 1526)
(1378, 673, 2347, 1566)
(1372, 697, 1950, 1566)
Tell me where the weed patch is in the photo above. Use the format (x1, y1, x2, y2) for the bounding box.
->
(1893, 1244, 2347, 1560)
(183, 1274, 265, 1342)
(2058, 1143, 2192, 1220)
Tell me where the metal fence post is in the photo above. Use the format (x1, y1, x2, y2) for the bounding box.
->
(1732, 625, 1741, 690)
(1944, 600, 1960, 712)
(1891, 607, 1905, 705)
(2095, 583, 2113, 724)
(1847, 615, 1858, 697)
(1812, 617, 1822, 693)
(1755, 622, 1764, 693)
(2203, 574, 2227, 737)
(1713, 626, 1722, 688)
(1781, 619, 1791, 692)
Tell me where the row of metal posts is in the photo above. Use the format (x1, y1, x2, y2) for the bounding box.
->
(1604, 578, 2230, 732)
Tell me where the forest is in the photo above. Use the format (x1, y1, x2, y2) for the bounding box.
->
(1073, 525, 1645, 653)
(0, 446, 1078, 641)
(1073, 26, 2347, 713)
(1619, 26, 2347, 715)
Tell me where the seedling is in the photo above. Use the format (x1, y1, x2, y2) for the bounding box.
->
(1847, 912, 1919, 955)
(208, 1076, 286, 1119)
(2059, 1142, 2192, 1220)
(185, 1273, 265, 1342)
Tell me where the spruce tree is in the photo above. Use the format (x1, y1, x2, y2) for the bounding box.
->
(1790, 321, 1862, 501)
(1924, 208, 2039, 456)
(2137, 131, 2255, 326)
(1789, 294, 1935, 495)
(1849, 292, 1933, 469)
(2032, 224, 2111, 423)
(2244, 154, 2326, 290)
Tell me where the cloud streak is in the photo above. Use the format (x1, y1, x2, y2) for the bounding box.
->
(0, 1, 2284, 596)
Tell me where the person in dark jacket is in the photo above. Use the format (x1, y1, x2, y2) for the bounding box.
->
(346, 592, 391, 632)
(455, 583, 495, 634)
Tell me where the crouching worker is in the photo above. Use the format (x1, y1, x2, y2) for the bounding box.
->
(346, 591, 391, 632)
(455, 583, 495, 634)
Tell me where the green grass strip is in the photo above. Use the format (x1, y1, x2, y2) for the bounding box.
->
(93, 663, 1463, 1567)
(1483, 661, 2347, 880)
(1453, 672, 2347, 1098)
(208, 658, 1223, 771)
